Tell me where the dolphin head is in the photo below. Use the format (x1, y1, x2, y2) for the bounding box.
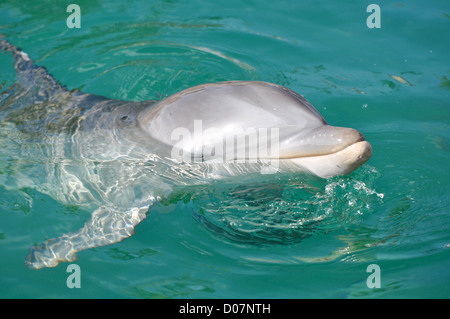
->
(138, 81, 372, 178)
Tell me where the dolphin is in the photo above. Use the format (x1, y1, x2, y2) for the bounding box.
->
(0, 39, 371, 269)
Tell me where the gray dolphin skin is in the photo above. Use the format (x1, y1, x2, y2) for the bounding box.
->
(0, 39, 371, 269)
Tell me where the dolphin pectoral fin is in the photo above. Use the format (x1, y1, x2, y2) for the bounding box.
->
(25, 204, 149, 270)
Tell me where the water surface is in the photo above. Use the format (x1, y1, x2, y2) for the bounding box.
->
(0, 0, 449, 298)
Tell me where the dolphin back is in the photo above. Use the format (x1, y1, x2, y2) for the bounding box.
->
(138, 81, 327, 149)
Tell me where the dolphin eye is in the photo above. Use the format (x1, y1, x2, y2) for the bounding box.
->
(120, 116, 128, 121)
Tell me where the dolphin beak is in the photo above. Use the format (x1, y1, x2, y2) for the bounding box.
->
(289, 140, 372, 177)
(279, 125, 367, 158)
(277, 125, 372, 177)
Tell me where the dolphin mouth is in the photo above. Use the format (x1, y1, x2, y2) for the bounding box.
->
(290, 135, 366, 159)
(288, 140, 373, 177)
(275, 125, 372, 177)
(278, 125, 367, 159)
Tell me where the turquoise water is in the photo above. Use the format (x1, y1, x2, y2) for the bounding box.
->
(0, 0, 449, 298)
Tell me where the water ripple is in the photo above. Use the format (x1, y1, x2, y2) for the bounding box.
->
(191, 165, 384, 245)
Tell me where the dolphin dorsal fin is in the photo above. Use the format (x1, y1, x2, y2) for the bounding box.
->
(0, 37, 68, 96)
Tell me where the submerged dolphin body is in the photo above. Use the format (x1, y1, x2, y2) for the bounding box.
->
(0, 39, 371, 269)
